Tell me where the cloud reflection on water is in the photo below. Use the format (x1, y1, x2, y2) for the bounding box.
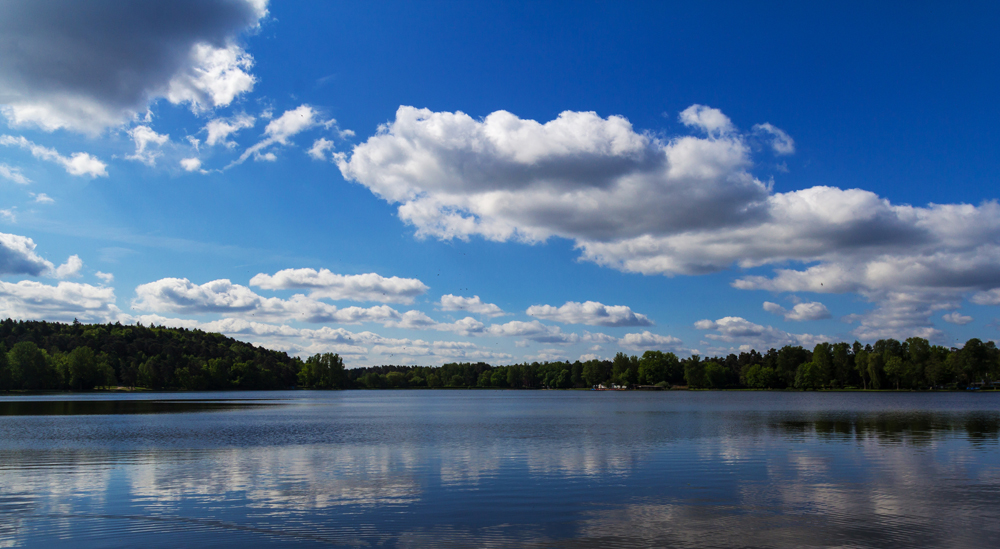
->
(0, 395, 998, 547)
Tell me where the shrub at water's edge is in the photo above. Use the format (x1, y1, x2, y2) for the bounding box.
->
(0, 319, 998, 391)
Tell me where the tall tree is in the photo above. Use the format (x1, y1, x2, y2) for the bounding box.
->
(867, 352, 884, 390)
(67, 346, 100, 391)
(883, 355, 905, 390)
(8, 341, 49, 391)
(812, 343, 834, 387)
(855, 348, 870, 390)
(0, 343, 10, 391)
(684, 356, 706, 388)
(831, 342, 854, 387)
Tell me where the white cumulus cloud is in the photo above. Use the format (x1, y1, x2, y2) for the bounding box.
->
(249, 268, 428, 304)
(308, 138, 335, 160)
(696, 316, 833, 351)
(971, 289, 1000, 306)
(53, 255, 83, 279)
(438, 294, 505, 317)
(126, 125, 169, 166)
(840, 291, 954, 342)
(340, 105, 1000, 342)
(618, 331, 684, 351)
(0, 280, 120, 323)
(180, 158, 203, 172)
(205, 113, 255, 147)
(762, 300, 831, 321)
(385, 311, 486, 336)
(582, 331, 618, 344)
(133, 278, 261, 313)
(134, 277, 440, 327)
(526, 300, 652, 327)
(679, 104, 735, 136)
(338, 105, 765, 245)
(485, 320, 579, 345)
(0, 232, 55, 275)
(165, 43, 257, 114)
(942, 311, 973, 325)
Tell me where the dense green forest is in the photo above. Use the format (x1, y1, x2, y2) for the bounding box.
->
(347, 338, 1000, 391)
(0, 319, 997, 392)
(0, 319, 301, 391)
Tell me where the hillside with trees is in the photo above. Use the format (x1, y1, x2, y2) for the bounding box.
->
(0, 319, 302, 391)
(0, 319, 997, 392)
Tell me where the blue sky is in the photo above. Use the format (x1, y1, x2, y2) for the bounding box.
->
(1, 0, 999, 366)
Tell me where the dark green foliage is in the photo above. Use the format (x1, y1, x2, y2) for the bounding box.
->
(3, 318, 998, 392)
(867, 351, 884, 390)
(744, 364, 780, 388)
(883, 355, 905, 390)
(811, 343, 833, 386)
(344, 359, 601, 390)
(0, 319, 301, 391)
(777, 346, 811, 387)
(924, 345, 954, 387)
(489, 369, 507, 387)
(0, 344, 10, 391)
(298, 353, 346, 389)
(855, 348, 870, 390)
(794, 361, 825, 390)
(638, 351, 681, 385)
(386, 371, 407, 388)
(684, 355, 705, 388)
(611, 352, 639, 387)
(66, 346, 101, 391)
(702, 361, 731, 388)
(830, 342, 854, 388)
(8, 341, 52, 390)
(582, 359, 610, 386)
(959, 339, 1000, 385)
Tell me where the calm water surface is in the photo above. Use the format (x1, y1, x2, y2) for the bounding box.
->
(1, 390, 999, 548)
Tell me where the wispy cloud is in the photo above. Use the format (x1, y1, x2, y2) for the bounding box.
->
(0, 135, 107, 177)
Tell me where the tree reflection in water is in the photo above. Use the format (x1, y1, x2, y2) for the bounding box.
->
(0, 391, 997, 548)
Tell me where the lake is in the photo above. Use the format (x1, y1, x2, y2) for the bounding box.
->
(1, 390, 999, 548)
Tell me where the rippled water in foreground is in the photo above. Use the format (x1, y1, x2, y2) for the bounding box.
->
(1, 390, 999, 548)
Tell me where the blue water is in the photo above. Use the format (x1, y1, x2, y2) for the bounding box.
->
(1, 390, 999, 547)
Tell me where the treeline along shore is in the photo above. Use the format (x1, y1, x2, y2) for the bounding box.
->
(0, 319, 998, 392)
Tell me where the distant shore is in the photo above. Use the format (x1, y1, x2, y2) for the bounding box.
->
(1, 319, 997, 393)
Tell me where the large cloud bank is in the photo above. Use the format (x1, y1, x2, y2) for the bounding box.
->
(338, 105, 767, 250)
(0, 0, 267, 133)
(338, 105, 1000, 341)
